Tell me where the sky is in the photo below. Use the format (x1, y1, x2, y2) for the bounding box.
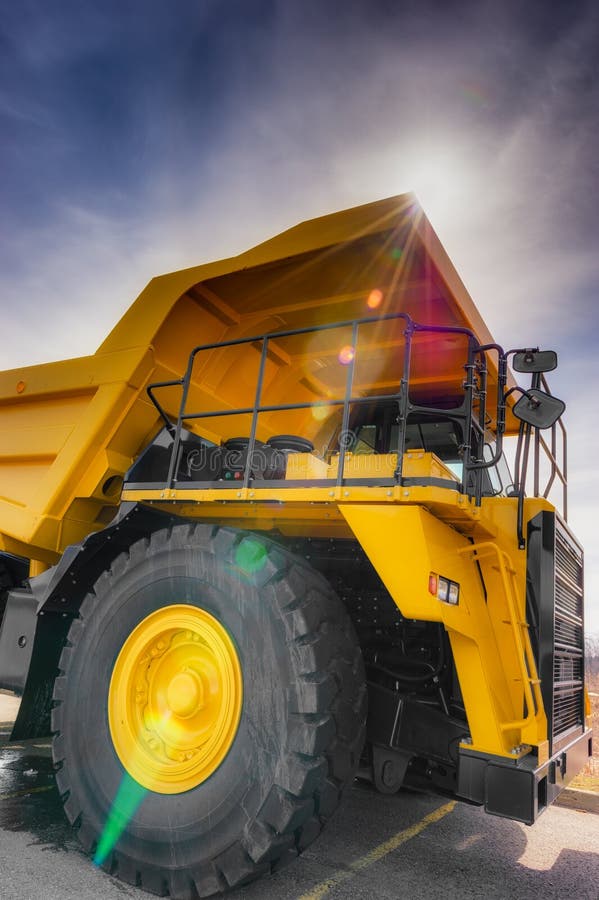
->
(1, 0, 598, 630)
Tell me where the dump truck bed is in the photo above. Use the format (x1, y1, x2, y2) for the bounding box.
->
(0, 194, 510, 563)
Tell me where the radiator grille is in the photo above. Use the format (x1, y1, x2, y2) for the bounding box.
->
(553, 526, 584, 743)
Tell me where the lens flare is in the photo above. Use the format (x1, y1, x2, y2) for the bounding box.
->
(460, 80, 491, 107)
(367, 289, 383, 309)
(338, 345, 355, 366)
(94, 772, 147, 866)
(311, 403, 329, 422)
(95, 708, 177, 864)
(234, 539, 268, 575)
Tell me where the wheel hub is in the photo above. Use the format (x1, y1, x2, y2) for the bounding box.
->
(108, 605, 242, 794)
(166, 669, 203, 717)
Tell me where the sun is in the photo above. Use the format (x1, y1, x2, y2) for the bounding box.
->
(397, 146, 476, 230)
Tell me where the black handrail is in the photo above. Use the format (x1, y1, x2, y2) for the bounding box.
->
(140, 311, 570, 554)
(513, 371, 568, 546)
(145, 310, 491, 493)
(143, 310, 566, 527)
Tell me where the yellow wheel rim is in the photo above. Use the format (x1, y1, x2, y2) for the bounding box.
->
(108, 605, 242, 794)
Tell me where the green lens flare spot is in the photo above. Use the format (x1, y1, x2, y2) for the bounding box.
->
(234, 539, 268, 575)
(93, 773, 147, 866)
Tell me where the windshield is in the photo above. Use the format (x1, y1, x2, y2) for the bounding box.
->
(336, 403, 464, 466)
(333, 403, 514, 496)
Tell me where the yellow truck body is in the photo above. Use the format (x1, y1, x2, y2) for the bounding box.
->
(0, 193, 503, 564)
(0, 195, 590, 899)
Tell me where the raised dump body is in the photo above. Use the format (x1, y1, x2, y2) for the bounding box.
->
(0, 194, 502, 564)
(0, 195, 591, 900)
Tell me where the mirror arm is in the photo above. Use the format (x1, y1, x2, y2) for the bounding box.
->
(507, 346, 539, 357)
(504, 385, 542, 408)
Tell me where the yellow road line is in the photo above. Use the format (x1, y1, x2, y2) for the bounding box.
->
(298, 800, 457, 900)
(1, 785, 54, 800)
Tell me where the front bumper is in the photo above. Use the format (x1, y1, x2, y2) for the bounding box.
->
(458, 728, 593, 825)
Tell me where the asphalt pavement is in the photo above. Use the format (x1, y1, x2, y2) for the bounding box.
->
(1, 692, 598, 900)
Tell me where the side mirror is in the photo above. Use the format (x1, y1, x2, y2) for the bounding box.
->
(512, 349, 558, 374)
(512, 389, 565, 430)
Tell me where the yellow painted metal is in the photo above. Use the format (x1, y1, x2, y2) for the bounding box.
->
(0, 347, 157, 561)
(108, 605, 242, 794)
(286, 452, 330, 480)
(0, 194, 556, 767)
(337, 501, 549, 757)
(120, 481, 554, 758)
(122, 451, 464, 511)
(0, 195, 516, 562)
(457, 542, 546, 747)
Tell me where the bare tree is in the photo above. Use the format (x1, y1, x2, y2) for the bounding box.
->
(585, 633, 599, 676)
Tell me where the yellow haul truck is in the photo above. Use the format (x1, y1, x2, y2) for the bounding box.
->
(0, 195, 591, 897)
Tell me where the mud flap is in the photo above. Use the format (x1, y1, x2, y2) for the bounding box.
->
(0, 588, 71, 739)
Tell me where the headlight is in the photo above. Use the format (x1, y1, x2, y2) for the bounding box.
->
(429, 572, 460, 606)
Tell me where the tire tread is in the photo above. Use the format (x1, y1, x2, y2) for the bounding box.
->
(51, 523, 366, 898)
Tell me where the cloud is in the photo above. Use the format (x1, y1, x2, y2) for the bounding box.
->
(2, 2, 597, 364)
(1, 1, 598, 632)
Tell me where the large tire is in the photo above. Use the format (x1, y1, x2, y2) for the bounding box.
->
(51, 525, 366, 897)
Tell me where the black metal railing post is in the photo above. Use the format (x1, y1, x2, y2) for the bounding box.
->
(393, 320, 413, 483)
(166, 351, 198, 488)
(243, 337, 270, 490)
(336, 321, 359, 487)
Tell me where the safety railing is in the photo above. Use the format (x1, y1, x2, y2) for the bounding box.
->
(534, 374, 568, 519)
(512, 372, 568, 546)
(146, 311, 488, 494)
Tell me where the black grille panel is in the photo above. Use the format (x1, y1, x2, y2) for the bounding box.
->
(553, 523, 584, 743)
(553, 691, 583, 735)
(555, 535, 583, 589)
(554, 619, 582, 651)
(555, 576, 582, 619)
(553, 656, 583, 682)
